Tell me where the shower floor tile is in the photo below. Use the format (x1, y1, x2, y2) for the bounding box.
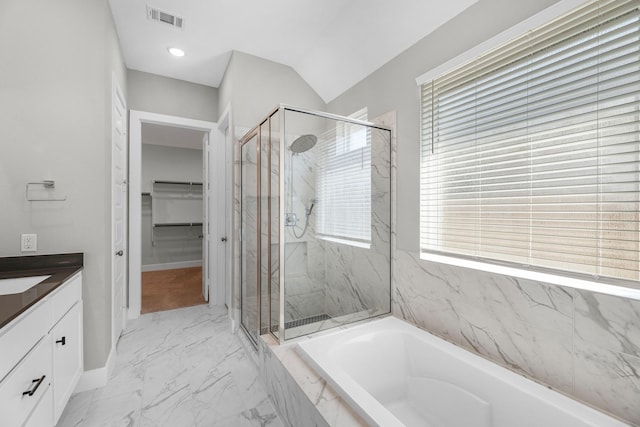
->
(57, 305, 282, 427)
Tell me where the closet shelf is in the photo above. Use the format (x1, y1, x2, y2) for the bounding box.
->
(150, 180, 203, 245)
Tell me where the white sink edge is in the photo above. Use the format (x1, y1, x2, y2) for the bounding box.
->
(0, 275, 52, 295)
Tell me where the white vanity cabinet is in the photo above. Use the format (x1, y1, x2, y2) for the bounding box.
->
(0, 333, 52, 427)
(0, 271, 83, 427)
(50, 273, 83, 423)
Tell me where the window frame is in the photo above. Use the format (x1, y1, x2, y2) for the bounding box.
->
(415, 0, 640, 297)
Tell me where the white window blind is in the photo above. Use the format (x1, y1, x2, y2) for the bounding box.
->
(317, 108, 371, 244)
(420, 0, 640, 281)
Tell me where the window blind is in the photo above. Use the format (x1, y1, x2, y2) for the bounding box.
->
(317, 109, 371, 244)
(420, 0, 640, 281)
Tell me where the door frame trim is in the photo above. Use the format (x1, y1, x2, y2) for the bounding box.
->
(111, 73, 127, 346)
(128, 110, 216, 319)
(214, 104, 233, 312)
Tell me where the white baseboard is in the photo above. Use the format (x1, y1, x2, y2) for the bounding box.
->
(128, 306, 140, 320)
(141, 260, 202, 272)
(74, 343, 117, 393)
(230, 308, 240, 333)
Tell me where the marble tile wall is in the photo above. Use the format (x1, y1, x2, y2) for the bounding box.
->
(239, 132, 260, 338)
(324, 243, 391, 318)
(258, 334, 366, 427)
(323, 116, 393, 320)
(282, 129, 327, 323)
(393, 249, 640, 426)
(232, 125, 251, 330)
(282, 241, 325, 322)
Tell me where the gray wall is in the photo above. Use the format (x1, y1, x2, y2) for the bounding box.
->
(222, 51, 326, 326)
(141, 145, 204, 194)
(141, 144, 203, 267)
(327, 0, 561, 251)
(326, 0, 640, 424)
(0, 0, 127, 370)
(128, 69, 219, 122)
(218, 51, 326, 128)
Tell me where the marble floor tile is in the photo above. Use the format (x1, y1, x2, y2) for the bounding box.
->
(57, 305, 281, 427)
(55, 389, 96, 427)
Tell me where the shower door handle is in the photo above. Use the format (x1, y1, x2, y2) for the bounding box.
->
(221, 237, 227, 242)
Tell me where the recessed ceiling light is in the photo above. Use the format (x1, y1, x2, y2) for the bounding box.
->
(168, 47, 185, 57)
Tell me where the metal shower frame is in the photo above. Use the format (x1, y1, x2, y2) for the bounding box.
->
(239, 104, 392, 346)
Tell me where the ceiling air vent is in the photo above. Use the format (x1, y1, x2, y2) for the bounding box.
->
(147, 5, 184, 29)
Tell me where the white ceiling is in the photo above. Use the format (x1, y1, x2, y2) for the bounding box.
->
(142, 123, 205, 150)
(109, 0, 477, 103)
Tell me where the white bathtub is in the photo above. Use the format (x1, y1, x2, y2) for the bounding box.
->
(297, 316, 628, 427)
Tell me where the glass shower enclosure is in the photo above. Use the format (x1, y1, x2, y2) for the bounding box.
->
(240, 105, 391, 344)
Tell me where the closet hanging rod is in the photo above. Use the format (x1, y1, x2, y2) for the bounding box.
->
(152, 180, 202, 186)
(153, 222, 203, 228)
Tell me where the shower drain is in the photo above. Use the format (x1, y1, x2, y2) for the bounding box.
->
(285, 313, 331, 329)
(260, 313, 332, 335)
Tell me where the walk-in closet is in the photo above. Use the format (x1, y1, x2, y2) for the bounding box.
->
(140, 122, 207, 313)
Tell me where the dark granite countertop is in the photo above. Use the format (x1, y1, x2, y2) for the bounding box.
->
(0, 253, 83, 329)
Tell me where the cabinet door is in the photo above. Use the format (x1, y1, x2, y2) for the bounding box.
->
(24, 386, 53, 427)
(51, 301, 83, 423)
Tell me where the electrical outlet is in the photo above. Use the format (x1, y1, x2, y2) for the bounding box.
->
(21, 234, 37, 252)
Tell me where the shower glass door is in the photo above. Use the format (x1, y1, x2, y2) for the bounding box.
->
(281, 107, 392, 340)
(240, 105, 391, 345)
(240, 109, 281, 343)
(240, 130, 259, 343)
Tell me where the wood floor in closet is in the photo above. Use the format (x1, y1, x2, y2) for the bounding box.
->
(141, 266, 205, 314)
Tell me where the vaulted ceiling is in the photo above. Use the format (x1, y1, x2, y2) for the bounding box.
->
(109, 0, 477, 102)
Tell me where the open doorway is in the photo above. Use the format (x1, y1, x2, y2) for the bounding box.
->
(140, 123, 206, 313)
(129, 111, 218, 319)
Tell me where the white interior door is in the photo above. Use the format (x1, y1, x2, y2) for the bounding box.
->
(202, 133, 210, 302)
(112, 75, 127, 344)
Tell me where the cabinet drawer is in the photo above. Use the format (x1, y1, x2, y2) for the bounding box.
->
(51, 273, 82, 325)
(0, 334, 52, 427)
(24, 384, 53, 427)
(0, 299, 51, 382)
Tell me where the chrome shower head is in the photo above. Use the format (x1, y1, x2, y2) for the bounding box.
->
(289, 134, 317, 154)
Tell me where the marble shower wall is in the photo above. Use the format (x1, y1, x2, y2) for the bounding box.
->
(283, 140, 326, 322)
(235, 108, 394, 337)
(324, 116, 393, 320)
(258, 334, 366, 427)
(393, 249, 640, 426)
(232, 125, 252, 330)
(240, 134, 259, 338)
